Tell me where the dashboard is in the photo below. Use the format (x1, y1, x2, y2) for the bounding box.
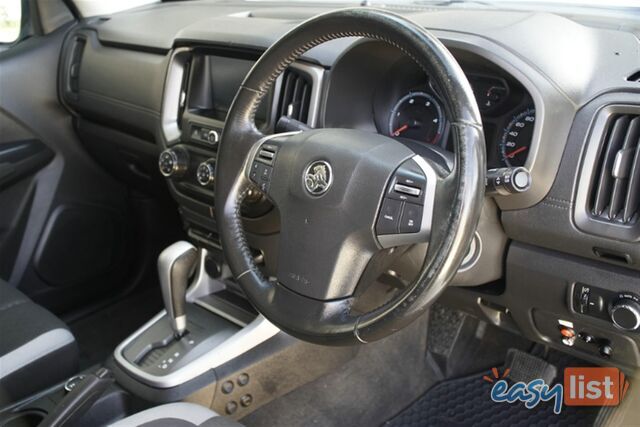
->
(58, 1, 640, 368)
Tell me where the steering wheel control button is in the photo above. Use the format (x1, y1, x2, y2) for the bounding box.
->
(250, 161, 273, 192)
(393, 183, 421, 197)
(256, 144, 278, 165)
(376, 198, 402, 235)
(387, 162, 427, 204)
(399, 203, 423, 233)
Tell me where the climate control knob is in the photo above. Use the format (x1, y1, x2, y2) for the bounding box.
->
(610, 296, 640, 331)
(196, 160, 216, 186)
(158, 148, 189, 178)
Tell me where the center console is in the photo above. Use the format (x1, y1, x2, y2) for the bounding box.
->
(110, 240, 355, 420)
(157, 47, 324, 276)
(113, 242, 279, 397)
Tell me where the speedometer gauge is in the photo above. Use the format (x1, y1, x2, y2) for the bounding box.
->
(388, 92, 445, 146)
(499, 107, 535, 167)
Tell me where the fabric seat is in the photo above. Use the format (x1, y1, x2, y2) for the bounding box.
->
(109, 402, 243, 427)
(0, 279, 78, 404)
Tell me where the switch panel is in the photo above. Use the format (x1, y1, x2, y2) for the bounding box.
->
(376, 159, 426, 236)
(572, 283, 640, 333)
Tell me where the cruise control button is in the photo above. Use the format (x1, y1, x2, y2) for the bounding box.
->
(250, 162, 262, 183)
(399, 202, 422, 233)
(393, 183, 421, 197)
(260, 165, 272, 182)
(376, 198, 402, 235)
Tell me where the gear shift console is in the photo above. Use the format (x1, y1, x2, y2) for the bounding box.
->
(114, 242, 278, 394)
(158, 241, 198, 338)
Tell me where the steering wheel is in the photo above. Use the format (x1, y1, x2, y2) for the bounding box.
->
(215, 8, 485, 345)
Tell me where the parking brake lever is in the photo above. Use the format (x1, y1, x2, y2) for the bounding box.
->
(39, 368, 113, 427)
(158, 241, 198, 338)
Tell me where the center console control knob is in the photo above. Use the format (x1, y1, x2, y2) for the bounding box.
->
(196, 160, 216, 186)
(159, 147, 189, 178)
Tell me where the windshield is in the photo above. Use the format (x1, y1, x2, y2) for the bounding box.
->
(242, 0, 640, 7)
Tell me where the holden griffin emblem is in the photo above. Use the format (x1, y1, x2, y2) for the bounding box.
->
(303, 161, 333, 196)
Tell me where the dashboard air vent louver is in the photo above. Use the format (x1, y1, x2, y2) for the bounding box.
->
(68, 37, 86, 94)
(277, 68, 312, 124)
(589, 113, 640, 224)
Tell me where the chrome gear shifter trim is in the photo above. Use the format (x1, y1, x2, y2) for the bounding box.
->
(158, 241, 198, 337)
(114, 313, 279, 388)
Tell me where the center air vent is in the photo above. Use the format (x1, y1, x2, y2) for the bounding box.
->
(277, 68, 312, 125)
(589, 113, 640, 224)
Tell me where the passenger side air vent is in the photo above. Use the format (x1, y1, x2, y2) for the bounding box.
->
(68, 36, 86, 95)
(589, 113, 640, 225)
(277, 67, 312, 125)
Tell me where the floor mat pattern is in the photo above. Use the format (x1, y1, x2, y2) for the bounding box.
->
(385, 367, 601, 427)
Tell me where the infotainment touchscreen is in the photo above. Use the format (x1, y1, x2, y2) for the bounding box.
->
(187, 54, 270, 125)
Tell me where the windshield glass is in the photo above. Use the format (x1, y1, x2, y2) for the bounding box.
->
(243, 0, 640, 7)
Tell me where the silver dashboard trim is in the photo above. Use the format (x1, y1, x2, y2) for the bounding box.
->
(161, 47, 192, 144)
(185, 249, 225, 302)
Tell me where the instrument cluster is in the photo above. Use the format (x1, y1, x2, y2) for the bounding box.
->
(372, 57, 536, 169)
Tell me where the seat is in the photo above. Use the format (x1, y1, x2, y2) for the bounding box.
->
(109, 402, 243, 427)
(0, 279, 78, 404)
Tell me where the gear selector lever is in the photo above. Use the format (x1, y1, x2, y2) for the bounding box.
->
(158, 241, 198, 338)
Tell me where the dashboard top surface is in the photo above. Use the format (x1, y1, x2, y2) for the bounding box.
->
(88, 1, 640, 106)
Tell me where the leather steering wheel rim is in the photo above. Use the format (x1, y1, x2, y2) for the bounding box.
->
(215, 8, 486, 345)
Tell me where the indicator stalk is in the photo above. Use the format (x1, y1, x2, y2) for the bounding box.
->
(486, 167, 531, 196)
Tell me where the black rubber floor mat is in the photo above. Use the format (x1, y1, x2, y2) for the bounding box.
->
(384, 368, 601, 427)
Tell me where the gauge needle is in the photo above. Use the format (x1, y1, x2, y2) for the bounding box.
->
(392, 124, 409, 136)
(506, 146, 528, 158)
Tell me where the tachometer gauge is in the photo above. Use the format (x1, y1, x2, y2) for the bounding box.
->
(499, 107, 535, 167)
(388, 92, 445, 145)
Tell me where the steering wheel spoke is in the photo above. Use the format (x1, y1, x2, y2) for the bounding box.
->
(376, 155, 440, 249)
(245, 131, 300, 200)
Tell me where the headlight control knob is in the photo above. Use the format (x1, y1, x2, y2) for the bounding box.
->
(196, 160, 216, 186)
(610, 294, 640, 331)
(159, 147, 189, 178)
